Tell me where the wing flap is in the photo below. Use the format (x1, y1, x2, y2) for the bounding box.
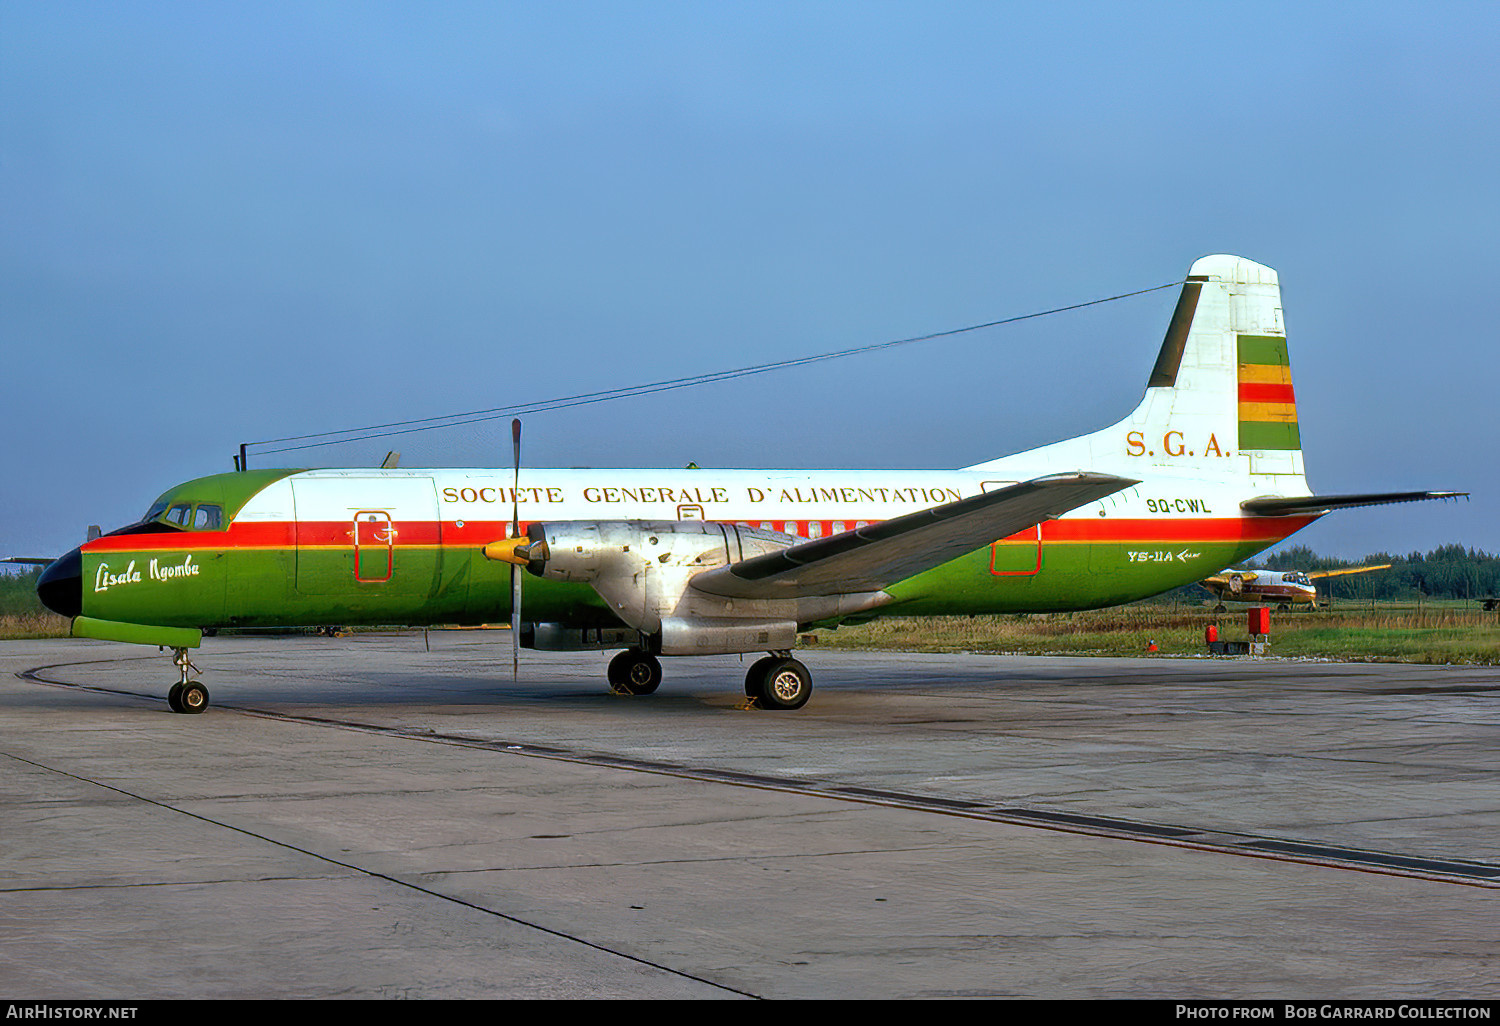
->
(693, 472, 1136, 599)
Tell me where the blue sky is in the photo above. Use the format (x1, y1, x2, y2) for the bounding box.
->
(2, 2, 1495, 562)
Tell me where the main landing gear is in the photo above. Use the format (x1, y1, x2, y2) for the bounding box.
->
(743, 654, 813, 710)
(607, 649, 662, 696)
(603, 648, 814, 709)
(166, 647, 209, 714)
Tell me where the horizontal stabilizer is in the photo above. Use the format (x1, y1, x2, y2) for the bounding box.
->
(1240, 491, 1467, 516)
(693, 472, 1137, 599)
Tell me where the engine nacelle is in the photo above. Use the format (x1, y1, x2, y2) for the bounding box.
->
(657, 616, 798, 656)
(517, 520, 789, 584)
(520, 622, 640, 651)
(502, 520, 888, 654)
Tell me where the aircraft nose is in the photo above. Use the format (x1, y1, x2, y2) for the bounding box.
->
(37, 547, 82, 618)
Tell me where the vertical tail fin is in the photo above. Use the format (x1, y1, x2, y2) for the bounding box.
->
(1104, 254, 1306, 487)
(1148, 254, 1305, 486)
(970, 254, 1309, 493)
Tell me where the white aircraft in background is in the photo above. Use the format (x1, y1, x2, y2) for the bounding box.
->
(1199, 564, 1393, 611)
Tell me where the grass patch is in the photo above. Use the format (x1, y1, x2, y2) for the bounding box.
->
(812, 605, 1500, 664)
(0, 612, 72, 640)
(4, 601, 1495, 664)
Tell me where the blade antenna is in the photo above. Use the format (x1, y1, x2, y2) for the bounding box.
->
(510, 418, 522, 682)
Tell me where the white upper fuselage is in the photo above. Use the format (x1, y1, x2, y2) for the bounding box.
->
(239, 463, 1247, 539)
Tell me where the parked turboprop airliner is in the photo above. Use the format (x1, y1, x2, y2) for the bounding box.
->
(33, 255, 1462, 712)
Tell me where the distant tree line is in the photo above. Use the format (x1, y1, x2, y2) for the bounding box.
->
(1245, 544, 1499, 602)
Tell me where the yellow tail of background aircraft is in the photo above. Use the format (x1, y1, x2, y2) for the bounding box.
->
(28, 255, 1464, 711)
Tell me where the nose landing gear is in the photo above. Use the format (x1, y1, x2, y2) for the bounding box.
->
(166, 647, 210, 714)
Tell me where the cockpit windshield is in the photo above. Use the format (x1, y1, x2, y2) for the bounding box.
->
(141, 500, 224, 531)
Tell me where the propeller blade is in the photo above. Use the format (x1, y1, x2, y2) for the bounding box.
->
(511, 418, 522, 682)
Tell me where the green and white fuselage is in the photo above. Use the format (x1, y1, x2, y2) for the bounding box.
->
(75, 462, 1309, 632)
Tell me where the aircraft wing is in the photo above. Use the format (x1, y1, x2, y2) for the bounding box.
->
(1240, 491, 1467, 516)
(691, 472, 1136, 600)
(1, 556, 56, 566)
(1307, 564, 1393, 580)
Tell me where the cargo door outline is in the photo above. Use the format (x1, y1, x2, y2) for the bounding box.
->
(983, 480, 1043, 577)
(354, 511, 395, 583)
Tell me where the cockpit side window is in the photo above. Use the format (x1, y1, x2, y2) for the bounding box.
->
(191, 504, 222, 530)
(165, 503, 191, 526)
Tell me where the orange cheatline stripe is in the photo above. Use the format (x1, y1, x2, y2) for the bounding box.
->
(79, 514, 1320, 555)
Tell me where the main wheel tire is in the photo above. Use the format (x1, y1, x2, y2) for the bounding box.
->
(177, 681, 210, 714)
(744, 656, 779, 697)
(167, 683, 184, 713)
(607, 650, 662, 696)
(754, 657, 812, 710)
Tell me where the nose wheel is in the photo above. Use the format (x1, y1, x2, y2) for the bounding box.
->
(167, 680, 210, 714)
(167, 647, 210, 714)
